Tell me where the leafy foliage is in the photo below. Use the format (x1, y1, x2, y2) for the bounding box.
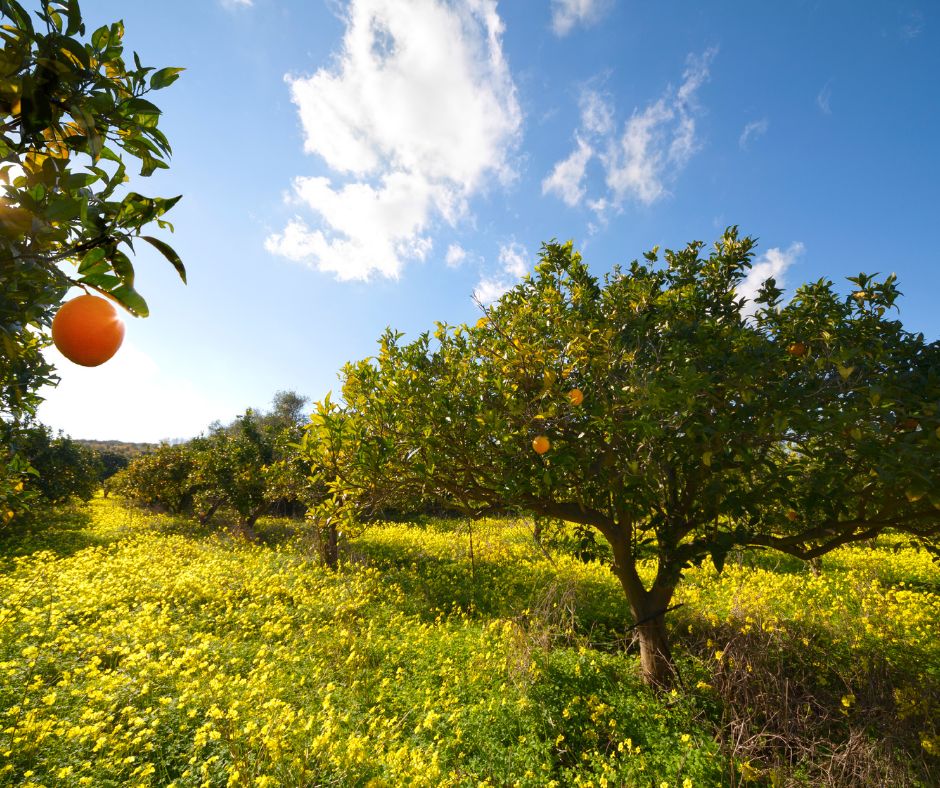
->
(312, 229, 940, 684)
(112, 393, 316, 538)
(12, 421, 100, 503)
(0, 0, 185, 515)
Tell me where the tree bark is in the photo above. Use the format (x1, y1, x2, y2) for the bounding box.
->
(231, 519, 257, 541)
(233, 506, 264, 541)
(607, 524, 678, 688)
(198, 499, 222, 526)
(632, 606, 675, 688)
(323, 522, 338, 569)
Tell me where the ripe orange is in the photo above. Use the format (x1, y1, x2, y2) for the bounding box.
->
(786, 510, 798, 522)
(568, 388, 584, 406)
(787, 342, 807, 357)
(52, 294, 125, 367)
(532, 435, 550, 455)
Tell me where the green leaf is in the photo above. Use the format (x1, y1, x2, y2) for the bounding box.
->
(149, 67, 184, 90)
(110, 284, 149, 318)
(109, 249, 135, 285)
(123, 97, 162, 117)
(77, 247, 108, 273)
(141, 236, 186, 283)
(78, 272, 121, 290)
(138, 155, 167, 177)
(90, 24, 110, 51)
(45, 195, 81, 222)
(65, 0, 83, 36)
(58, 36, 90, 69)
(64, 171, 98, 188)
(1, 0, 33, 33)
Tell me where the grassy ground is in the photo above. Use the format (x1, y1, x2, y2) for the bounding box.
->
(0, 499, 937, 787)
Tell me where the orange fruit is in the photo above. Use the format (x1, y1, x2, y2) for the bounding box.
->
(786, 510, 798, 522)
(787, 342, 807, 357)
(568, 388, 584, 406)
(52, 294, 125, 367)
(532, 435, 550, 455)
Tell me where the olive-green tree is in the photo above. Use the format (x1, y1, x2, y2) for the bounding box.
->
(300, 396, 364, 569)
(109, 441, 199, 515)
(318, 230, 940, 686)
(15, 422, 101, 503)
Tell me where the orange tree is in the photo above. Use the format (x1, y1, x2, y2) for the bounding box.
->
(109, 441, 201, 515)
(14, 421, 101, 503)
(317, 229, 940, 687)
(0, 0, 184, 517)
(301, 395, 372, 569)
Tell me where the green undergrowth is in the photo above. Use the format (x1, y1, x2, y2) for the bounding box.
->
(1, 499, 937, 786)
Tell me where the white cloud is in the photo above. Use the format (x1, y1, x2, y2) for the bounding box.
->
(445, 243, 467, 267)
(266, 0, 522, 281)
(544, 49, 716, 212)
(605, 48, 716, 204)
(736, 241, 805, 313)
(816, 81, 832, 115)
(499, 241, 529, 277)
(473, 241, 530, 304)
(579, 89, 615, 136)
(37, 343, 241, 442)
(473, 276, 513, 305)
(551, 0, 613, 37)
(604, 98, 674, 204)
(739, 118, 769, 150)
(901, 10, 924, 39)
(220, 0, 252, 8)
(541, 136, 593, 206)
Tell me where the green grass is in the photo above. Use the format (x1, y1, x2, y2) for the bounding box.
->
(0, 499, 937, 786)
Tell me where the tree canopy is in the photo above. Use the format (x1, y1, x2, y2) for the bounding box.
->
(309, 229, 940, 685)
(0, 0, 184, 520)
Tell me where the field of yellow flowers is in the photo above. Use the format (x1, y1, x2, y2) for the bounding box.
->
(1, 499, 938, 786)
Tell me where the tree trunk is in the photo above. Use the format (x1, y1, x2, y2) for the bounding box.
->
(634, 608, 675, 687)
(233, 507, 263, 541)
(232, 519, 258, 541)
(198, 499, 221, 526)
(608, 526, 678, 688)
(323, 522, 338, 569)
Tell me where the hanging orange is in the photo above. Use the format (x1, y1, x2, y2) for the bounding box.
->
(52, 294, 125, 367)
(568, 388, 584, 406)
(532, 435, 550, 455)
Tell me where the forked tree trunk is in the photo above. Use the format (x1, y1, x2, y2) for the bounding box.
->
(231, 519, 258, 541)
(608, 526, 678, 688)
(198, 499, 222, 526)
(232, 506, 265, 541)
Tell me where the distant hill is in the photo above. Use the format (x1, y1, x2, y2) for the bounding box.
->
(74, 439, 156, 460)
(74, 439, 157, 479)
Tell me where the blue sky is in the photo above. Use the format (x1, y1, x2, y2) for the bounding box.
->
(38, 0, 939, 441)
